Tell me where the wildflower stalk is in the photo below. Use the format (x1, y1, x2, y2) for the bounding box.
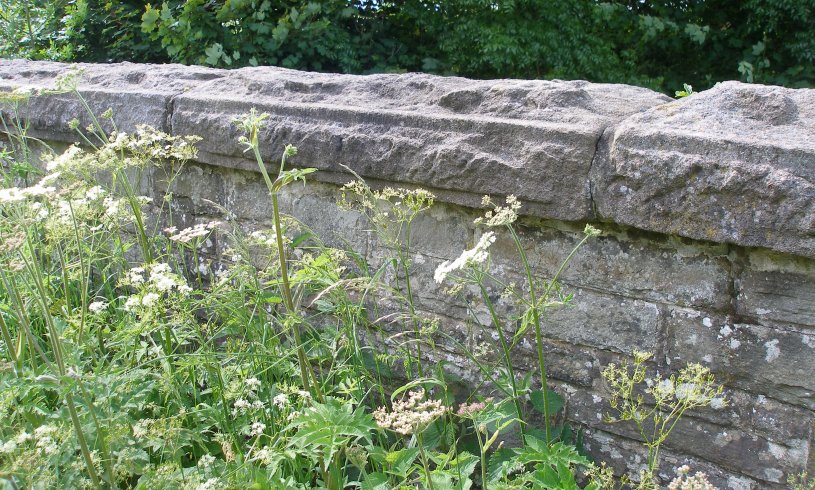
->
(19, 238, 101, 488)
(507, 224, 551, 442)
(397, 226, 423, 377)
(0, 312, 18, 367)
(474, 427, 488, 490)
(241, 115, 322, 401)
(417, 432, 435, 490)
(477, 281, 525, 437)
(508, 224, 597, 443)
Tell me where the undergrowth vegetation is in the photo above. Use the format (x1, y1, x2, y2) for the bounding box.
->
(0, 71, 729, 489)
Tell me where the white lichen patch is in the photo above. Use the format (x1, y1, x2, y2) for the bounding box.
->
(702, 317, 712, 328)
(763, 468, 784, 483)
(727, 475, 755, 490)
(767, 442, 786, 459)
(764, 339, 780, 363)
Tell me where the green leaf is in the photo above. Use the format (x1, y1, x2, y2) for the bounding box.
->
(529, 388, 564, 418)
(141, 5, 160, 32)
(204, 43, 224, 66)
(447, 451, 479, 481)
(384, 447, 419, 478)
(361, 472, 390, 490)
(486, 447, 515, 483)
(513, 437, 590, 469)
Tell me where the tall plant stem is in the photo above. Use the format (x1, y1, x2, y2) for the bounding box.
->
(397, 222, 423, 377)
(478, 282, 525, 438)
(510, 225, 595, 443)
(508, 225, 551, 442)
(250, 141, 322, 401)
(20, 239, 101, 487)
(417, 432, 436, 490)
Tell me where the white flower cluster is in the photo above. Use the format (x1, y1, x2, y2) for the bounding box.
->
(475, 194, 521, 227)
(272, 393, 289, 408)
(0, 430, 35, 454)
(88, 300, 108, 314)
(232, 398, 265, 416)
(45, 146, 85, 172)
(250, 446, 276, 466)
(248, 230, 278, 247)
(667, 465, 718, 490)
(0, 183, 56, 204)
(34, 425, 59, 456)
(373, 389, 450, 435)
(30, 202, 49, 222)
(132, 419, 153, 439)
(196, 477, 223, 490)
(434, 231, 496, 284)
(122, 263, 192, 313)
(126, 125, 201, 161)
(249, 421, 266, 437)
(164, 221, 222, 244)
(197, 454, 216, 469)
(148, 263, 192, 293)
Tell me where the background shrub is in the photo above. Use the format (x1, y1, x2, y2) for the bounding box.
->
(2, 0, 814, 93)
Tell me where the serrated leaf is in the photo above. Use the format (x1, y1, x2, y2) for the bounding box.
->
(384, 447, 419, 478)
(529, 388, 564, 418)
(361, 472, 390, 490)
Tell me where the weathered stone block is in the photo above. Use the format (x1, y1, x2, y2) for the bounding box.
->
(666, 306, 815, 409)
(489, 221, 732, 311)
(569, 387, 809, 486)
(171, 67, 669, 222)
(592, 81, 815, 259)
(582, 427, 787, 490)
(0, 60, 223, 141)
(736, 249, 815, 328)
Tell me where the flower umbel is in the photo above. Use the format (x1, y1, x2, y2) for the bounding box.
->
(434, 231, 496, 284)
(373, 389, 449, 435)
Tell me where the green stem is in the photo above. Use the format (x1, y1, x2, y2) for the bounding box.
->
(19, 239, 101, 487)
(507, 225, 552, 442)
(477, 281, 525, 438)
(417, 432, 435, 490)
(250, 140, 322, 401)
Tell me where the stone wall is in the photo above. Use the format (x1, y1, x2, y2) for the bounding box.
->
(2, 60, 813, 489)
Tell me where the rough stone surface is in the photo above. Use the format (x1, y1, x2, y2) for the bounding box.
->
(170, 67, 669, 222)
(0, 60, 222, 140)
(570, 387, 808, 485)
(736, 249, 815, 328)
(592, 81, 815, 258)
(667, 306, 815, 410)
(4, 60, 815, 488)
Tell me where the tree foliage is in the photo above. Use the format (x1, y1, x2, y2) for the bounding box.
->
(2, 0, 814, 93)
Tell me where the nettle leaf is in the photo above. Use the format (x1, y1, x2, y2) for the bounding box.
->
(513, 437, 590, 468)
(529, 388, 564, 418)
(384, 447, 419, 478)
(447, 450, 479, 481)
(531, 461, 581, 489)
(286, 398, 376, 463)
(360, 472, 390, 490)
(487, 447, 517, 483)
